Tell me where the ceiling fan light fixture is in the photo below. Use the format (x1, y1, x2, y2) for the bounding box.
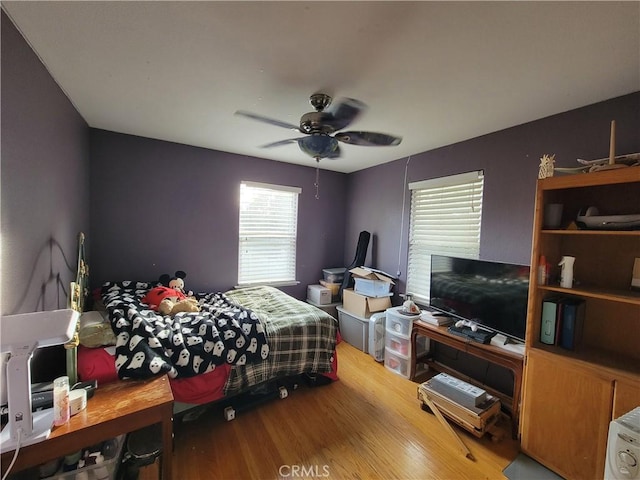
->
(298, 135, 339, 159)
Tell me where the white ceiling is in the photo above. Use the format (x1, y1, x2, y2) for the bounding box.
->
(3, 1, 639, 173)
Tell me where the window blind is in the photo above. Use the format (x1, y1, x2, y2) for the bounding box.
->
(406, 171, 484, 305)
(238, 181, 301, 286)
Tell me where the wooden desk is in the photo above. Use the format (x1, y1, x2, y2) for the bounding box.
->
(410, 320, 524, 438)
(1, 375, 174, 479)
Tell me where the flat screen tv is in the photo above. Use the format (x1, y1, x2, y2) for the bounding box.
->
(429, 255, 530, 342)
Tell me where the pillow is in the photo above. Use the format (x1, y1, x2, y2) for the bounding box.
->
(77, 345, 119, 385)
(78, 311, 116, 348)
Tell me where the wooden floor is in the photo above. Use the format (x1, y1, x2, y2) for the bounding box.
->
(145, 341, 520, 479)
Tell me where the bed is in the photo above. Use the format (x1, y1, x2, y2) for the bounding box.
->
(70, 236, 339, 411)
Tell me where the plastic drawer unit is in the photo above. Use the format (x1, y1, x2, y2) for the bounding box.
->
(384, 307, 429, 378)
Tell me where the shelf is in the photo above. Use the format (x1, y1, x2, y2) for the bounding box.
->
(538, 285, 640, 305)
(530, 344, 639, 382)
(541, 229, 640, 236)
(539, 168, 640, 190)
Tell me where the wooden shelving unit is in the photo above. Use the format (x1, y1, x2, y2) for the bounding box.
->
(520, 168, 640, 480)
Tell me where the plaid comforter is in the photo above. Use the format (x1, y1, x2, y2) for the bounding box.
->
(224, 286, 338, 395)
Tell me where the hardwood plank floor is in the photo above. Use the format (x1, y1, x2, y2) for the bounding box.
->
(147, 341, 520, 479)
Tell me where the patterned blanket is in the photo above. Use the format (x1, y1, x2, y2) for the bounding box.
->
(101, 282, 269, 380)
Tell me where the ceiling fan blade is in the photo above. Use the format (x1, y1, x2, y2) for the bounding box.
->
(324, 98, 366, 131)
(235, 110, 300, 131)
(335, 131, 402, 147)
(260, 137, 306, 148)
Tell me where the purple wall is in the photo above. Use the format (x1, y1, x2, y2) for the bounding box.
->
(1, 11, 90, 384)
(89, 130, 347, 299)
(345, 93, 640, 295)
(1, 11, 90, 316)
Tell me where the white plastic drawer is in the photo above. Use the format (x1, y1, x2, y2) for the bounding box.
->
(384, 349, 410, 378)
(385, 307, 416, 337)
(385, 329, 411, 356)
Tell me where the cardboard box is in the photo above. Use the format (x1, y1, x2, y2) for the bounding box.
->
(307, 284, 331, 305)
(350, 267, 395, 297)
(342, 288, 391, 318)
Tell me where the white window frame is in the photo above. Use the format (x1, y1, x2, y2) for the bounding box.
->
(238, 181, 301, 287)
(405, 170, 484, 305)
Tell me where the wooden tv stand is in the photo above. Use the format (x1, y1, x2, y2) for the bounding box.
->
(410, 320, 524, 438)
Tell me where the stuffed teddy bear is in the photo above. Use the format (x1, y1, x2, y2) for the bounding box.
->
(144, 273, 200, 316)
(158, 297, 200, 316)
(142, 285, 185, 310)
(143, 286, 201, 316)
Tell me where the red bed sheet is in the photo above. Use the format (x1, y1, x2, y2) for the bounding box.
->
(77, 346, 230, 404)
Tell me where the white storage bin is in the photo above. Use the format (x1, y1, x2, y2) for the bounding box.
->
(336, 305, 368, 353)
(49, 434, 125, 480)
(323, 268, 346, 283)
(384, 349, 410, 378)
(385, 307, 417, 337)
(354, 277, 393, 297)
(349, 267, 395, 297)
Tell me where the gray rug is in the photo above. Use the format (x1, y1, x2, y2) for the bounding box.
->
(503, 453, 564, 480)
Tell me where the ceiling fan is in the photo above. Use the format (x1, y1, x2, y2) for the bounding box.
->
(235, 93, 402, 161)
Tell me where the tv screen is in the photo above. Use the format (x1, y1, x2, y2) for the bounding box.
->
(429, 255, 530, 342)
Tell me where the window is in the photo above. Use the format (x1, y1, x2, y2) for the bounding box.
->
(406, 170, 484, 305)
(238, 181, 301, 286)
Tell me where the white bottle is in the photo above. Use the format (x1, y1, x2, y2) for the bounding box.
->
(558, 256, 575, 288)
(53, 375, 70, 426)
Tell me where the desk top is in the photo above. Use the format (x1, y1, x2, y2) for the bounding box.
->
(52, 375, 173, 436)
(1, 375, 173, 473)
